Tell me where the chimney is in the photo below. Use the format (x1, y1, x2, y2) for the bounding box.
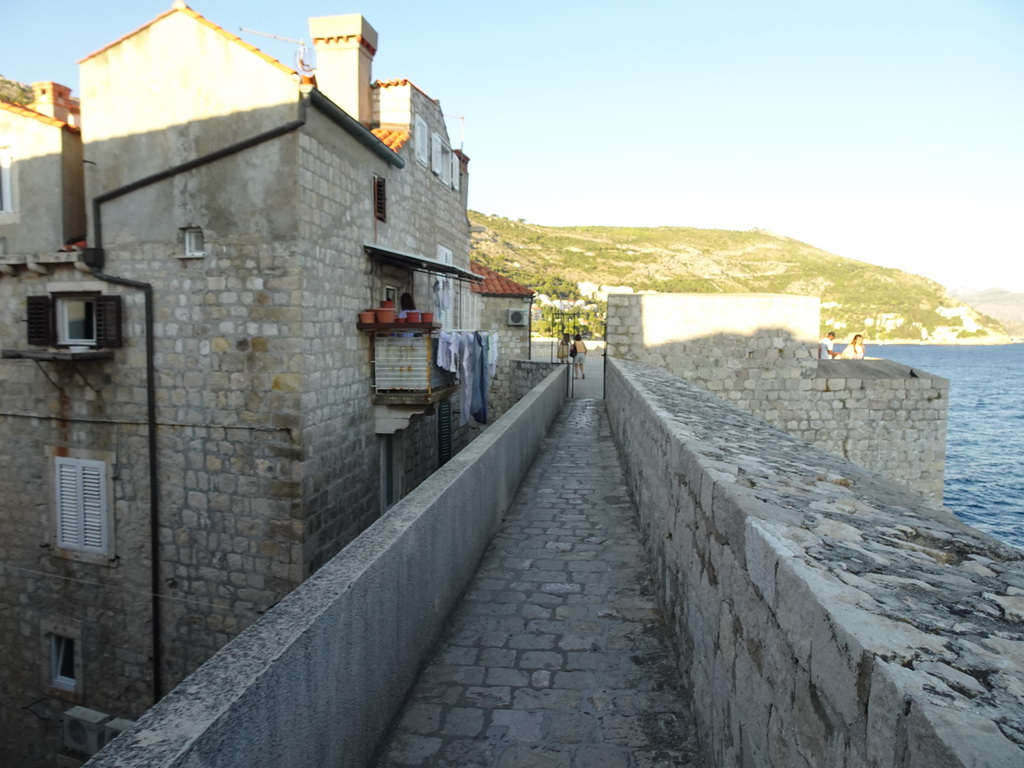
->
(30, 82, 80, 126)
(308, 14, 378, 126)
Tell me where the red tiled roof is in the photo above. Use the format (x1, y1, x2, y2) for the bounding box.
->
(469, 261, 535, 297)
(371, 128, 409, 152)
(374, 79, 433, 99)
(0, 101, 79, 132)
(79, 2, 296, 77)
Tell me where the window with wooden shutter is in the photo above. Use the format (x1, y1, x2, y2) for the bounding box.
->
(27, 295, 55, 346)
(438, 401, 452, 466)
(414, 116, 429, 166)
(95, 295, 123, 348)
(450, 152, 460, 192)
(431, 133, 444, 176)
(373, 176, 387, 222)
(55, 457, 108, 554)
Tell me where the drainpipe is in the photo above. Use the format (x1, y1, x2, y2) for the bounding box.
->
(83, 93, 315, 703)
(89, 271, 160, 699)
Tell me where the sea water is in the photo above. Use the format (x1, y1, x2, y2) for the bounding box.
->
(875, 344, 1024, 549)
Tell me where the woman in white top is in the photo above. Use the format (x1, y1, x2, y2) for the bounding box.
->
(838, 334, 866, 359)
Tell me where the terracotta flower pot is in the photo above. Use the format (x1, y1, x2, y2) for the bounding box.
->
(380, 300, 395, 309)
(358, 311, 376, 324)
(376, 308, 396, 323)
(421, 312, 434, 323)
(406, 311, 421, 323)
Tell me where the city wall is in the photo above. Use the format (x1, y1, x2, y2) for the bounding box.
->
(606, 357, 1024, 767)
(605, 293, 947, 500)
(83, 366, 567, 768)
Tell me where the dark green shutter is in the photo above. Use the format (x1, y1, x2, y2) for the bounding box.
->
(438, 401, 452, 466)
(26, 296, 54, 346)
(95, 295, 123, 348)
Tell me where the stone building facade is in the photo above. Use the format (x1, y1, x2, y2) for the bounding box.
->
(0, 5, 480, 766)
(605, 292, 948, 500)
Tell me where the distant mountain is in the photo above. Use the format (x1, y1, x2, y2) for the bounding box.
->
(0, 76, 33, 106)
(469, 212, 1010, 344)
(950, 288, 1024, 338)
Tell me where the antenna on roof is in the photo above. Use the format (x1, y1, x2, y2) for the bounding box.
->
(239, 27, 314, 76)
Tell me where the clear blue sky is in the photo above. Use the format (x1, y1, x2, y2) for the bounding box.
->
(4, 0, 1022, 291)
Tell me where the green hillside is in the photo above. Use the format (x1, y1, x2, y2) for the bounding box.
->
(469, 211, 1007, 343)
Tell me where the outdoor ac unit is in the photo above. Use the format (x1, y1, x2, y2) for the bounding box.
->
(101, 717, 135, 750)
(63, 706, 110, 756)
(507, 308, 528, 327)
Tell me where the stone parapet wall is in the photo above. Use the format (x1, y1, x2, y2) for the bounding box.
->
(605, 357, 1024, 767)
(605, 293, 947, 498)
(82, 365, 566, 768)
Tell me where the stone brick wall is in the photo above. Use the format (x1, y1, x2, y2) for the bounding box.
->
(606, 357, 1024, 767)
(1, 35, 474, 768)
(605, 293, 947, 499)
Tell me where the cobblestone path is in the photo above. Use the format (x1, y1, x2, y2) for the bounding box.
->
(375, 398, 703, 768)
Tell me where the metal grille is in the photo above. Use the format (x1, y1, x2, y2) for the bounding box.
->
(372, 333, 453, 393)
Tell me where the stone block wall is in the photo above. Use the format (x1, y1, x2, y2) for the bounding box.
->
(81, 366, 567, 768)
(605, 293, 947, 499)
(473, 295, 533, 420)
(605, 358, 1024, 767)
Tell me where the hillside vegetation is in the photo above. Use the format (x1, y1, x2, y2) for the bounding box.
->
(469, 211, 1008, 343)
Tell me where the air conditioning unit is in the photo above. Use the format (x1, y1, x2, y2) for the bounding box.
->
(101, 717, 135, 750)
(63, 706, 110, 756)
(506, 308, 528, 327)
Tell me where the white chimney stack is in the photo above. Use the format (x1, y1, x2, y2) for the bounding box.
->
(308, 14, 378, 126)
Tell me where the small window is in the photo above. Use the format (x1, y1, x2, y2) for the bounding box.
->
(414, 116, 429, 166)
(55, 457, 109, 554)
(450, 151, 460, 192)
(26, 295, 122, 348)
(51, 635, 76, 691)
(373, 176, 387, 222)
(183, 227, 205, 257)
(0, 146, 13, 213)
(57, 296, 96, 345)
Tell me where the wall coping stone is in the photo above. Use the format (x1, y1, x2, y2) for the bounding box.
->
(606, 357, 1023, 767)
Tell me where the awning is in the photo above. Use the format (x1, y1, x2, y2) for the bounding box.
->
(364, 244, 482, 282)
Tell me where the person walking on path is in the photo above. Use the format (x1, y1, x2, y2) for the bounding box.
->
(556, 333, 571, 364)
(572, 334, 587, 379)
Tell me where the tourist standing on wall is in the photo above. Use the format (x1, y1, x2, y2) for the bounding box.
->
(819, 331, 838, 358)
(572, 334, 587, 379)
(838, 334, 866, 359)
(557, 333, 571, 364)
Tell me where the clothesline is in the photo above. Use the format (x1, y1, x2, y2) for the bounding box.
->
(436, 330, 499, 426)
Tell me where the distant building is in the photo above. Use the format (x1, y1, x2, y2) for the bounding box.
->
(468, 260, 535, 420)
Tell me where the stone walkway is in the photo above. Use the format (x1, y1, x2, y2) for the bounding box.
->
(375, 397, 702, 768)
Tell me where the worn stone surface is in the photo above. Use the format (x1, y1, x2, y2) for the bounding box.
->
(606, 357, 1024, 768)
(376, 398, 702, 767)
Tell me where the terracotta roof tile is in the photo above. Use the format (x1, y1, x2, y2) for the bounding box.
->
(0, 100, 79, 132)
(374, 79, 433, 99)
(79, 2, 296, 77)
(371, 128, 409, 152)
(469, 261, 535, 297)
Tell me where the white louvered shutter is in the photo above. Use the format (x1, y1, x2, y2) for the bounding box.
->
(450, 152, 460, 191)
(431, 133, 444, 176)
(415, 116, 429, 166)
(55, 457, 107, 553)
